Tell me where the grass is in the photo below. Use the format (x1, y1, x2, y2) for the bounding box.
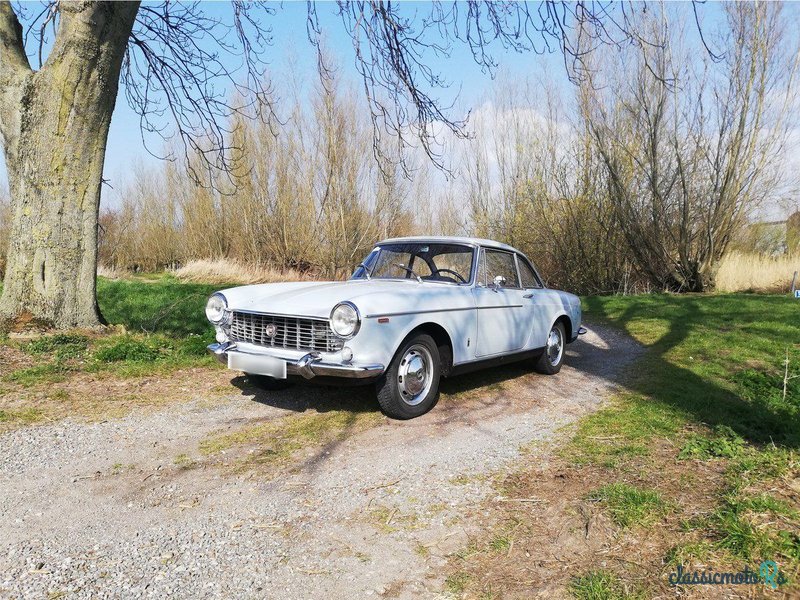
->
(444, 572, 471, 596)
(171, 258, 311, 285)
(577, 294, 800, 567)
(200, 408, 382, 472)
(0, 274, 225, 429)
(569, 570, 643, 600)
(677, 425, 745, 460)
(716, 251, 799, 293)
(0, 407, 45, 426)
(580, 293, 799, 447)
(4, 363, 73, 386)
(588, 483, 670, 528)
(446, 293, 800, 597)
(97, 274, 220, 337)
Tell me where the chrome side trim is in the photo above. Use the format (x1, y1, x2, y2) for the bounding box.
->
(365, 307, 472, 319)
(365, 305, 522, 319)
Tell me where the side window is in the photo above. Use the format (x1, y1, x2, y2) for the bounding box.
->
(518, 256, 542, 288)
(485, 250, 520, 288)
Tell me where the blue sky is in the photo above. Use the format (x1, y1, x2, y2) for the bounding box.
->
(0, 1, 570, 199)
(8, 1, 785, 217)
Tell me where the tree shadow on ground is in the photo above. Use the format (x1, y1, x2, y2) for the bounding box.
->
(581, 294, 800, 449)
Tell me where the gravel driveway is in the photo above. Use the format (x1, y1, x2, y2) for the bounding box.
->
(0, 325, 641, 599)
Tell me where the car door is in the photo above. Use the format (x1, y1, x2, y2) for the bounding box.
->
(516, 253, 550, 348)
(472, 247, 533, 357)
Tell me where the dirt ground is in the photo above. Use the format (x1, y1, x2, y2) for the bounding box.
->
(0, 325, 641, 599)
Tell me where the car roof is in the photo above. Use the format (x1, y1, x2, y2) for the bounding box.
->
(377, 236, 520, 254)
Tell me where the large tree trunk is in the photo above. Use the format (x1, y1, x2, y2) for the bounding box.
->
(0, 1, 139, 330)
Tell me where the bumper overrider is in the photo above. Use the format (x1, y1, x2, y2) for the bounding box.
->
(207, 342, 385, 380)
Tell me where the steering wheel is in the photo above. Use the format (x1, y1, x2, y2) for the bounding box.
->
(431, 268, 467, 283)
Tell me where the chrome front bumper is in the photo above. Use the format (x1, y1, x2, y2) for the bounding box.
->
(207, 342, 384, 380)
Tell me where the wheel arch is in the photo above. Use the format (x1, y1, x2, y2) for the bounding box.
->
(554, 313, 572, 342)
(399, 322, 454, 376)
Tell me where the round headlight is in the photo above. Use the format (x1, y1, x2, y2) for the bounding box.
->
(205, 293, 227, 323)
(330, 302, 360, 338)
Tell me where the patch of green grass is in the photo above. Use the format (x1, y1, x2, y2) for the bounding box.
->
(4, 363, 73, 387)
(487, 534, 511, 553)
(569, 570, 642, 600)
(0, 407, 45, 425)
(566, 393, 684, 467)
(200, 409, 382, 470)
(173, 453, 196, 469)
(97, 276, 220, 337)
(24, 333, 89, 360)
(664, 541, 714, 566)
(444, 572, 471, 596)
(742, 493, 799, 519)
(710, 503, 767, 560)
(588, 483, 669, 528)
(725, 445, 794, 487)
(678, 425, 745, 460)
(89, 333, 212, 376)
(93, 336, 164, 362)
(710, 493, 800, 562)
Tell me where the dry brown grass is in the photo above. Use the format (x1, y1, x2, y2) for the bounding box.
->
(716, 252, 800, 293)
(97, 263, 128, 280)
(171, 259, 316, 285)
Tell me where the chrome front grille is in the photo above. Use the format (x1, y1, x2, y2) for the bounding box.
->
(229, 311, 342, 352)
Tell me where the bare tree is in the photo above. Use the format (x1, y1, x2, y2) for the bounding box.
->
(585, 3, 797, 291)
(0, 0, 667, 329)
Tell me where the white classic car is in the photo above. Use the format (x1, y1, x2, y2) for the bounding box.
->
(206, 236, 585, 419)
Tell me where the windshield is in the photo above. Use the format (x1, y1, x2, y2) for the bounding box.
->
(351, 243, 475, 284)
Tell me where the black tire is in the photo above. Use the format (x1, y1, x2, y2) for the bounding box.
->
(534, 321, 566, 375)
(246, 373, 295, 391)
(376, 333, 441, 419)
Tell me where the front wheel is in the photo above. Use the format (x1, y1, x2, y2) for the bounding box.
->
(376, 333, 441, 419)
(534, 322, 565, 375)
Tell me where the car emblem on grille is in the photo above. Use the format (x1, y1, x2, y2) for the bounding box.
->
(264, 323, 278, 338)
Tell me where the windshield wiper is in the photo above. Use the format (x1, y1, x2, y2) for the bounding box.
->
(393, 263, 423, 283)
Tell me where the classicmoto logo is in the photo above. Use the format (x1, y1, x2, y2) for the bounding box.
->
(668, 560, 788, 589)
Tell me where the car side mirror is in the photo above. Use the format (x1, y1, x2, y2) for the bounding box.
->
(492, 275, 506, 289)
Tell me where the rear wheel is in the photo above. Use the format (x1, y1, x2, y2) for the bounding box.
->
(534, 321, 565, 374)
(376, 333, 441, 419)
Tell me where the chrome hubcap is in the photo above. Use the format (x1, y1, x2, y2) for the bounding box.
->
(547, 327, 563, 367)
(397, 344, 433, 406)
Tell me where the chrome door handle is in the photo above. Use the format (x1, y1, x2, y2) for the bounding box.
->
(523, 293, 534, 299)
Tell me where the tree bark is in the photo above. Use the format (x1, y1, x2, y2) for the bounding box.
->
(0, 1, 139, 329)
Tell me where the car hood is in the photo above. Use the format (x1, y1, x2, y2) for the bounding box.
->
(219, 279, 471, 319)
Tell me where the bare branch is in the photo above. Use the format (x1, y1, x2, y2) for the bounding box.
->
(121, 1, 280, 189)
